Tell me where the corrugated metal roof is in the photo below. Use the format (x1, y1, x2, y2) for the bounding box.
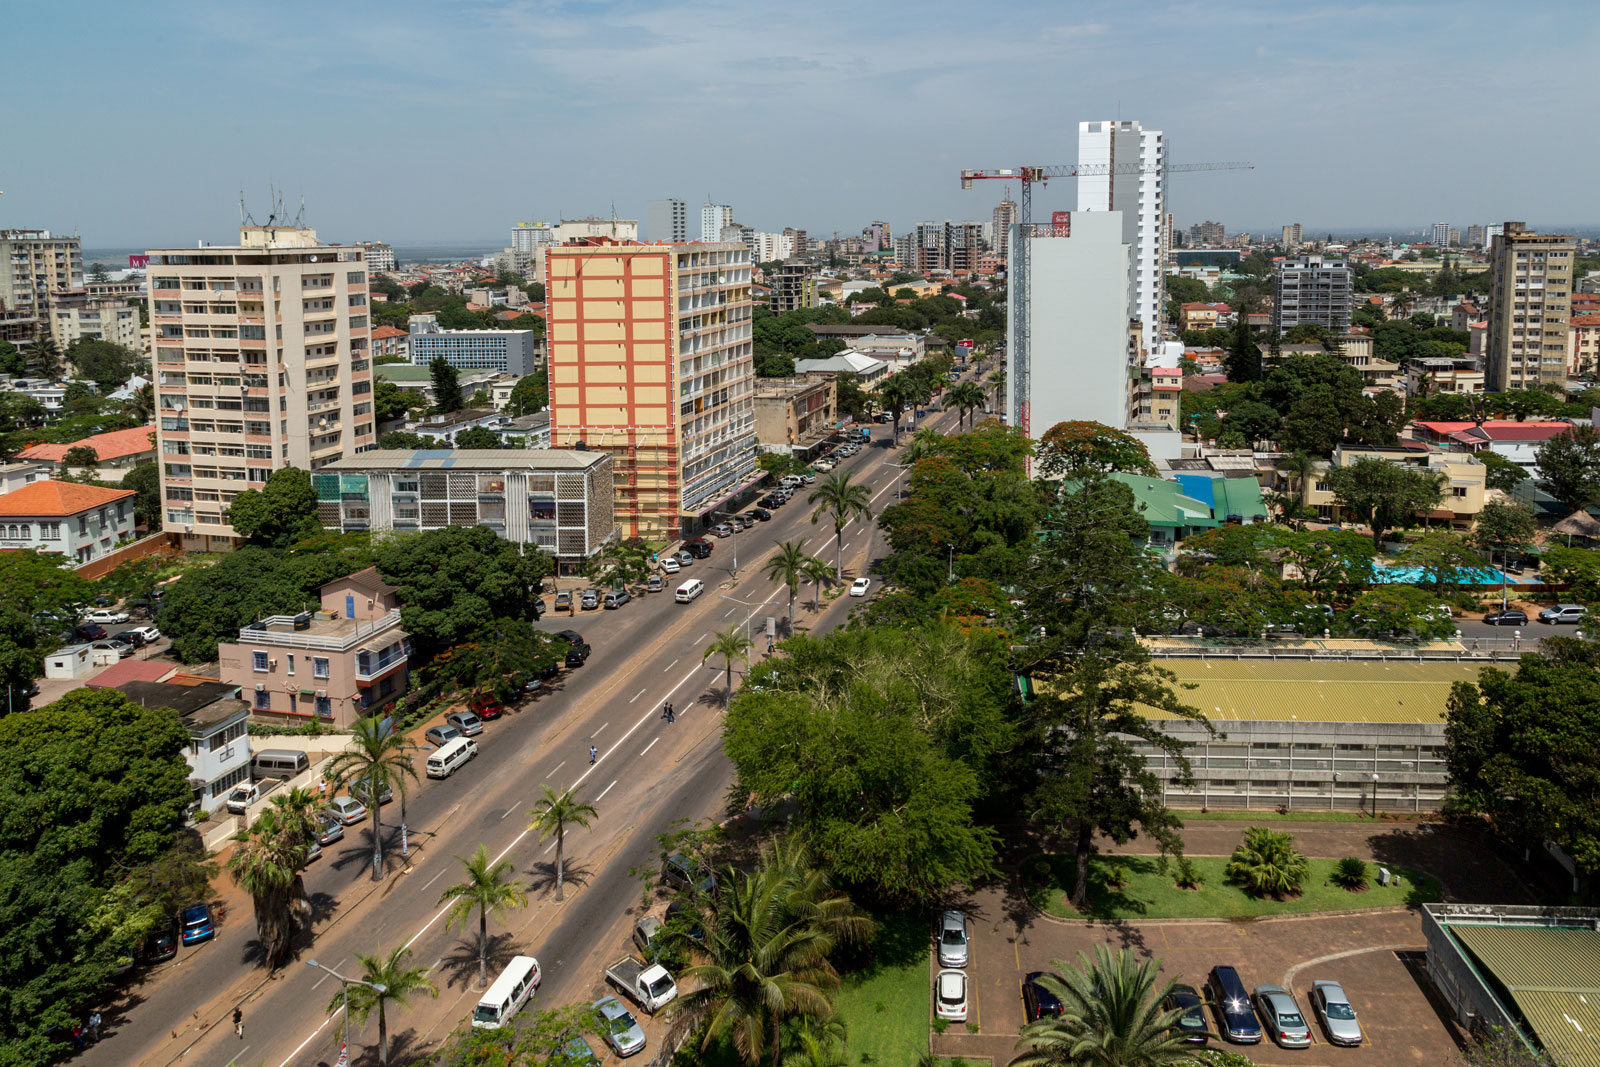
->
(1450, 924, 1600, 1067)
(1136, 660, 1488, 723)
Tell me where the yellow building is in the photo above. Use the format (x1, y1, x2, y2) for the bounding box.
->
(1305, 445, 1486, 531)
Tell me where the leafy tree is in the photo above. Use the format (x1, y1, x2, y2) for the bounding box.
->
(1324, 457, 1445, 548)
(1276, 529, 1377, 596)
(0, 340, 24, 376)
(529, 786, 597, 902)
(1472, 501, 1537, 560)
(506, 371, 548, 416)
(832, 373, 869, 419)
(439, 843, 529, 991)
(324, 716, 419, 882)
(1225, 826, 1310, 898)
(378, 430, 445, 450)
(1446, 638, 1600, 875)
(877, 377, 915, 445)
(1478, 450, 1530, 494)
(946, 381, 987, 430)
(807, 471, 873, 578)
(0, 550, 93, 704)
(764, 539, 812, 634)
(453, 426, 502, 450)
(61, 444, 99, 471)
(373, 378, 420, 423)
(1013, 946, 1193, 1067)
(123, 382, 154, 424)
(1036, 420, 1157, 479)
(1399, 532, 1482, 595)
(328, 945, 437, 1067)
(375, 525, 551, 658)
(1535, 426, 1600, 513)
(1223, 311, 1260, 382)
(1347, 585, 1456, 640)
(429, 357, 464, 413)
(66, 339, 140, 392)
(226, 466, 320, 548)
(30, 335, 62, 380)
(1535, 546, 1600, 602)
(432, 1004, 604, 1065)
(704, 624, 755, 691)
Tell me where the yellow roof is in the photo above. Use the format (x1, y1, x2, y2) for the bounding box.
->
(1448, 924, 1600, 1067)
(1137, 660, 1492, 723)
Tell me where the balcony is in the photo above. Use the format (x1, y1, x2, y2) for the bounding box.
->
(355, 640, 410, 681)
(237, 608, 404, 652)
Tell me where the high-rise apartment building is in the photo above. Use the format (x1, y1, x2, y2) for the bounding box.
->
(1466, 224, 1486, 250)
(1448, 228, 1461, 248)
(545, 239, 757, 539)
(647, 200, 687, 244)
(1281, 223, 1303, 249)
(912, 220, 984, 273)
(511, 222, 555, 255)
(147, 225, 376, 551)
(1272, 256, 1352, 336)
(769, 261, 817, 314)
(1077, 119, 1165, 340)
(862, 222, 889, 255)
(1484, 224, 1504, 251)
(357, 241, 395, 272)
(700, 202, 733, 243)
(1485, 221, 1575, 392)
(0, 229, 83, 346)
(1430, 221, 1451, 247)
(1187, 220, 1225, 246)
(782, 228, 808, 257)
(991, 197, 1017, 257)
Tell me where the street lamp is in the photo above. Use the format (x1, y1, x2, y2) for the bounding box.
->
(307, 958, 386, 1058)
(718, 510, 740, 578)
(718, 593, 757, 643)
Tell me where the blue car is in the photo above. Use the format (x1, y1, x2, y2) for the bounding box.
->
(179, 903, 215, 945)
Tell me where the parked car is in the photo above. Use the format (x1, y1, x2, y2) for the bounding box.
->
(1483, 609, 1528, 626)
(662, 851, 715, 894)
(746, 508, 771, 522)
(224, 783, 260, 814)
(937, 910, 970, 968)
(142, 917, 179, 962)
(554, 590, 573, 611)
(469, 691, 503, 720)
(326, 795, 368, 826)
(446, 710, 484, 737)
(604, 589, 632, 609)
(131, 623, 162, 642)
(316, 812, 345, 845)
(1308, 979, 1363, 1046)
(179, 902, 215, 945)
(350, 778, 395, 806)
(759, 494, 783, 508)
(593, 996, 646, 1058)
(1022, 971, 1063, 1021)
(564, 639, 591, 667)
(1540, 604, 1588, 624)
(1253, 985, 1312, 1048)
(85, 608, 129, 625)
(813, 459, 834, 473)
(684, 538, 712, 558)
(425, 723, 462, 748)
(75, 623, 107, 641)
(674, 551, 693, 567)
(580, 588, 601, 610)
(935, 968, 969, 1021)
(711, 523, 733, 538)
(1163, 984, 1209, 1044)
(1206, 966, 1262, 1044)
(849, 577, 872, 597)
(112, 629, 147, 648)
(646, 575, 665, 593)
(93, 638, 135, 659)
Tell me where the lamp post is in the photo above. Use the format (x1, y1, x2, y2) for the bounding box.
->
(718, 593, 756, 642)
(307, 958, 386, 1060)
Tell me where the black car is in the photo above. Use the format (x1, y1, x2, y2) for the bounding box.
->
(1483, 609, 1528, 626)
(1163, 984, 1209, 1044)
(1022, 971, 1062, 1021)
(142, 917, 180, 962)
(111, 629, 148, 648)
(1206, 966, 1262, 1044)
(75, 623, 107, 641)
(565, 641, 591, 667)
(746, 508, 771, 522)
(759, 495, 783, 508)
(684, 538, 713, 559)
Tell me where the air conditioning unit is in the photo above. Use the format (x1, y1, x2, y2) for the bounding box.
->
(255, 683, 266, 692)
(268, 658, 277, 668)
(315, 689, 327, 698)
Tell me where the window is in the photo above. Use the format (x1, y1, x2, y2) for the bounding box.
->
(313, 657, 330, 679)
(286, 653, 295, 676)
(253, 650, 269, 672)
(316, 695, 332, 717)
(254, 689, 271, 710)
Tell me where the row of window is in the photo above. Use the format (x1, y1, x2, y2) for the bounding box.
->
(0, 522, 62, 540)
(253, 650, 330, 677)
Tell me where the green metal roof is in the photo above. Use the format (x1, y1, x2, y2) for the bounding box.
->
(1213, 477, 1268, 522)
(1449, 924, 1600, 1067)
(375, 363, 431, 382)
(1136, 660, 1489, 723)
(1109, 473, 1217, 531)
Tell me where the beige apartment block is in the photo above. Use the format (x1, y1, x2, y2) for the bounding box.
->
(1305, 445, 1486, 531)
(51, 296, 142, 351)
(753, 377, 837, 458)
(545, 239, 757, 539)
(0, 229, 83, 346)
(147, 226, 376, 550)
(1485, 221, 1574, 391)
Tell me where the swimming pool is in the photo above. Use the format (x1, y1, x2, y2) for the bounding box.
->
(1374, 566, 1523, 585)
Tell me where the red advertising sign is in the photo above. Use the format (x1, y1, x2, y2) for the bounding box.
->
(128, 255, 149, 268)
(1049, 212, 1071, 237)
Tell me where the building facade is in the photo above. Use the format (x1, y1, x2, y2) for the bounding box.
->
(407, 322, 537, 375)
(0, 480, 136, 563)
(768, 261, 817, 314)
(992, 199, 1017, 257)
(1485, 221, 1575, 391)
(647, 199, 687, 244)
(546, 239, 757, 539)
(115, 680, 252, 812)
(554, 218, 638, 244)
(912, 221, 984, 273)
(1077, 119, 1165, 341)
(1272, 255, 1352, 335)
(1280, 222, 1303, 249)
(17, 425, 157, 483)
(357, 242, 395, 272)
(0, 229, 83, 346)
(1307, 445, 1486, 528)
(49, 294, 141, 350)
(317, 449, 615, 572)
(753, 377, 837, 457)
(147, 226, 375, 550)
(700, 202, 733, 243)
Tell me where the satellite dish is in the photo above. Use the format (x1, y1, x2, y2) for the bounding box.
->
(309, 255, 318, 262)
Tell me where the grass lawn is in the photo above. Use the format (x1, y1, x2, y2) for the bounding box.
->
(1026, 854, 1441, 921)
(1178, 809, 1426, 824)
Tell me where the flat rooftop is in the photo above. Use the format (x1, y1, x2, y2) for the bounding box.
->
(1137, 660, 1490, 723)
(323, 449, 606, 471)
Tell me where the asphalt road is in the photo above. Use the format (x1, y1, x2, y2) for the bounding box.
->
(94, 373, 980, 1067)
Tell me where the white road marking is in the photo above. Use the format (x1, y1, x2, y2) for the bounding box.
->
(500, 803, 521, 820)
(420, 866, 450, 892)
(543, 760, 566, 779)
(591, 721, 609, 738)
(595, 779, 618, 801)
(724, 606, 737, 618)
(662, 659, 678, 672)
(641, 737, 659, 756)
(629, 688, 645, 703)
(308, 957, 346, 991)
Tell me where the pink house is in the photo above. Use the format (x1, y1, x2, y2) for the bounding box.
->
(218, 567, 410, 728)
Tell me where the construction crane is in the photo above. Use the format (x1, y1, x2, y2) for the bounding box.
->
(960, 159, 1252, 442)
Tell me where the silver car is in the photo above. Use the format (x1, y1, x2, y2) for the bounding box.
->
(1309, 980, 1362, 1046)
(593, 996, 645, 1057)
(937, 910, 969, 968)
(1253, 985, 1312, 1048)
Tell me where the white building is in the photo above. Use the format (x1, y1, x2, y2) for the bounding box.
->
(0, 479, 136, 563)
(510, 222, 554, 255)
(1077, 119, 1165, 342)
(553, 218, 637, 244)
(408, 322, 538, 375)
(701, 202, 733, 243)
(646, 200, 687, 243)
(116, 681, 252, 812)
(357, 242, 396, 272)
(750, 232, 795, 263)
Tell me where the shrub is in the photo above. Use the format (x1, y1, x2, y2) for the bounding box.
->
(1331, 856, 1369, 891)
(1173, 855, 1204, 890)
(1106, 863, 1132, 889)
(1225, 826, 1310, 898)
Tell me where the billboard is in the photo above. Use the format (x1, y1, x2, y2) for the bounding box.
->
(128, 254, 149, 268)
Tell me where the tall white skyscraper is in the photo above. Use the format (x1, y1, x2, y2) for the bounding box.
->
(647, 199, 687, 243)
(701, 201, 733, 243)
(1430, 221, 1451, 247)
(1076, 119, 1165, 342)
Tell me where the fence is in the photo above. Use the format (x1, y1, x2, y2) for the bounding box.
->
(73, 531, 181, 579)
(1144, 635, 1541, 662)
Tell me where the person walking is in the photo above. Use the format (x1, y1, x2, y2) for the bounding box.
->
(588, 744, 598, 765)
(88, 1011, 101, 1043)
(71, 1024, 83, 1049)
(665, 703, 675, 724)
(232, 1007, 243, 1039)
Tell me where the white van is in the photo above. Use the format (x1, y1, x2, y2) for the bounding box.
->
(426, 736, 478, 778)
(675, 578, 704, 603)
(472, 955, 541, 1029)
(251, 749, 311, 780)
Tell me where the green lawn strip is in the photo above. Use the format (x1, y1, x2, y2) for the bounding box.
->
(1176, 809, 1426, 824)
(937, 1059, 994, 1066)
(1026, 854, 1441, 920)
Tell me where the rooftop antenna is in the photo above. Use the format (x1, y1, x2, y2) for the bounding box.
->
(239, 190, 256, 227)
(293, 195, 306, 229)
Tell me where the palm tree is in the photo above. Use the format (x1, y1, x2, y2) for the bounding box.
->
(226, 799, 318, 970)
(31, 335, 61, 380)
(1283, 450, 1319, 520)
(125, 383, 155, 424)
(1389, 290, 1415, 318)
(1013, 946, 1194, 1067)
(802, 556, 832, 613)
(323, 714, 419, 882)
(764, 539, 811, 635)
(902, 425, 946, 465)
(327, 945, 437, 1067)
(439, 844, 529, 990)
(807, 472, 873, 579)
(1225, 826, 1310, 899)
(987, 368, 1007, 410)
(947, 381, 987, 430)
(878, 378, 913, 445)
(528, 785, 597, 902)
(704, 624, 755, 691)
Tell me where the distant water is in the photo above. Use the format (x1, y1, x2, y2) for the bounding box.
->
(82, 242, 503, 269)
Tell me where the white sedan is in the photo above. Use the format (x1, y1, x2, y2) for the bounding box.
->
(935, 969, 968, 1021)
(849, 577, 872, 597)
(661, 557, 681, 574)
(85, 608, 130, 625)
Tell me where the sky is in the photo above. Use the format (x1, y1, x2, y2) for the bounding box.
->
(5, 0, 1596, 248)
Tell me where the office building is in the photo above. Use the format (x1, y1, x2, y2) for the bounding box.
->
(1077, 119, 1165, 340)
(357, 242, 395, 272)
(1272, 255, 1352, 335)
(700, 202, 733, 243)
(1485, 221, 1575, 391)
(1466, 224, 1486, 250)
(991, 196, 1017, 257)
(318, 449, 616, 573)
(147, 225, 376, 551)
(511, 222, 554, 255)
(1187, 220, 1225, 247)
(546, 239, 758, 539)
(769, 261, 817, 314)
(750, 232, 794, 263)
(0, 229, 83, 346)
(753, 377, 837, 458)
(1430, 221, 1451, 247)
(647, 200, 687, 244)
(1281, 223, 1303, 249)
(407, 322, 537, 375)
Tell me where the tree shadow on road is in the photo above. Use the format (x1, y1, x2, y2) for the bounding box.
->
(348, 1026, 427, 1067)
(527, 857, 595, 897)
(438, 931, 521, 992)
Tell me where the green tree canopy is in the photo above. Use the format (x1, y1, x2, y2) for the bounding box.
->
(1535, 426, 1600, 513)
(453, 426, 502, 450)
(1036, 420, 1157, 478)
(373, 378, 421, 423)
(1477, 450, 1530, 494)
(1324, 457, 1445, 547)
(1471, 501, 1537, 557)
(429, 357, 464, 413)
(66, 339, 140, 392)
(225, 466, 320, 548)
(506, 371, 548, 416)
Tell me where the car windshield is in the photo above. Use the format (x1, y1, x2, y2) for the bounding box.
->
(1323, 1001, 1356, 1020)
(472, 1005, 501, 1024)
(607, 1010, 637, 1033)
(1180, 1007, 1205, 1027)
(646, 976, 674, 999)
(182, 908, 206, 925)
(941, 928, 965, 945)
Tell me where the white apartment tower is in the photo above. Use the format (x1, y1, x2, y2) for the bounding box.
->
(1076, 119, 1165, 342)
(991, 196, 1017, 257)
(647, 199, 688, 243)
(148, 225, 376, 551)
(0, 229, 83, 346)
(700, 202, 733, 243)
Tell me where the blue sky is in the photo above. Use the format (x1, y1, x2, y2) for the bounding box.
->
(4, 0, 1594, 247)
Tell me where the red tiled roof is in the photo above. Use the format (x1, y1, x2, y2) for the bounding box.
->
(86, 659, 175, 689)
(370, 325, 407, 339)
(0, 479, 135, 517)
(1571, 314, 1600, 327)
(17, 425, 156, 463)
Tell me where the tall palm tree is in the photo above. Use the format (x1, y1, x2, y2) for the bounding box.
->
(1389, 290, 1415, 319)
(704, 625, 755, 691)
(438, 844, 529, 990)
(323, 714, 418, 882)
(31, 335, 61, 380)
(1284, 450, 1319, 520)
(902, 426, 946, 465)
(801, 556, 832, 613)
(125, 383, 155, 424)
(327, 945, 437, 1067)
(987, 369, 1007, 410)
(807, 472, 873, 579)
(947, 381, 987, 431)
(528, 785, 597, 902)
(226, 801, 316, 970)
(764, 539, 811, 635)
(1013, 946, 1194, 1067)
(878, 378, 913, 445)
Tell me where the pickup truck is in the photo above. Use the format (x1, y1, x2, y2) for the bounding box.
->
(604, 954, 678, 1014)
(224, 779, 279, 814)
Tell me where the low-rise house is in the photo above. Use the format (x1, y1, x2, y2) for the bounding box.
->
(1305, 445, 1486, 530)
(0, 460, 51, 493)
(1408, 358, 1484, 396)
(371, 324, 409, 361)
(753, 377, 839, 458)
(0, 480, 136, 562)
(402, 407, 510, 445)
(116, 680, 251, 813)
(17, 425, 157, 482)
(493, 411, 550, 448)
(1410, 419, 1572, 474)
(795, 351, 888, 385)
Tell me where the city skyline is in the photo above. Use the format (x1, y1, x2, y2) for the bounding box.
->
(4, 0, 1596, 246)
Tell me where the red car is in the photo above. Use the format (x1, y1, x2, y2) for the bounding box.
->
(469, 692, 503, 720)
